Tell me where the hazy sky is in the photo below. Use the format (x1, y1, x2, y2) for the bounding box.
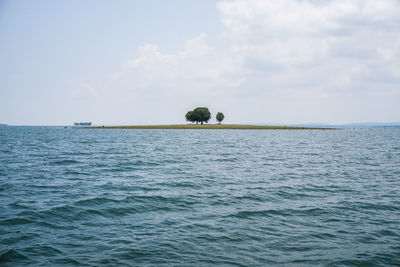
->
(1, 0, 399, 125)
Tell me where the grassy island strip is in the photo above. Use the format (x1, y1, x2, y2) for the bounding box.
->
(89, 124, 334, 130)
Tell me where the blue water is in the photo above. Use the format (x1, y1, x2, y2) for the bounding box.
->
(1, 127, 399, 266)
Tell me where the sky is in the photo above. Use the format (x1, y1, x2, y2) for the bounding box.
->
(1, 0, 399, 126)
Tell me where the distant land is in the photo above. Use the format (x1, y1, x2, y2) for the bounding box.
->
(286, 122, 400, 128)
(89, 124, 333, 130)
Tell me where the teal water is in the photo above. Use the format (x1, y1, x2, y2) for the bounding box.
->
(1, 127, 399, 266)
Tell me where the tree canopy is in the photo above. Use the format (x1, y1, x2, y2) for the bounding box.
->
(185, 111, 194, 122)
(185, 107, 211, 125)
(216, 112, 224, 124)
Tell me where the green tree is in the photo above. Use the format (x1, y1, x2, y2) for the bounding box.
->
(216, 112, 224, 124)
(192, 107, 211, 125)
(185, 111, 194, 123)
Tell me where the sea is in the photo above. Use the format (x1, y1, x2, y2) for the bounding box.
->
(1, 126, 399, 266)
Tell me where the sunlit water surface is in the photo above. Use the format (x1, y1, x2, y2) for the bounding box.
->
(1, 127, 399, 266)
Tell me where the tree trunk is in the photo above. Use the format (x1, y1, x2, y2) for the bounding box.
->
(201, 122, 203, 125)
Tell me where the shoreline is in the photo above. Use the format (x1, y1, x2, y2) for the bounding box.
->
(84, 124, 336, 130)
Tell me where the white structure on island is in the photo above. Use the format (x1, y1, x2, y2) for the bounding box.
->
(73, 122, 92, 127)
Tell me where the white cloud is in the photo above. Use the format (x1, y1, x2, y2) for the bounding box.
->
(218, 0, 400, 74)
(93, 0, 400, 124)
(108, 34, 242, 97)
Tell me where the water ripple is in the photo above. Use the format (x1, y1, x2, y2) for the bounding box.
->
(0, 127, 399, 266)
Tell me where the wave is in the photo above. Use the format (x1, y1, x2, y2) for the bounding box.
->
(50, 159, 80, 165)
(230, 207, 328, 219)
(74, 197, 119, 207)
(0, 218, 34, 226)
(0, 249, 29, 264)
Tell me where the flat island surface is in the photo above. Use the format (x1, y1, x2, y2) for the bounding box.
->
(91, 124, 333, 130)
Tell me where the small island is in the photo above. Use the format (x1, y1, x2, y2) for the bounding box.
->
(85, 107, 334, 130)
(92, 124, 332, 130)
